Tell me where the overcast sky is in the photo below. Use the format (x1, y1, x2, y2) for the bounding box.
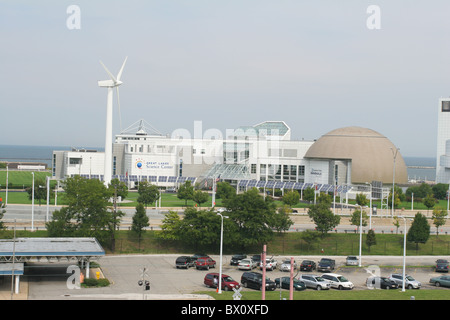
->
(1, 1, 449, 157)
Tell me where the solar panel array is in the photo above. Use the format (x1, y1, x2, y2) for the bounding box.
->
(237, 180, 350, 193)
(73, 174, 197, 184)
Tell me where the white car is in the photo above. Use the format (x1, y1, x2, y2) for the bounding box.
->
(238, 259, 256, 270)
(280, 260, 297, 272)
(260, 258, 278, 271)
(321, 273, 354, 290)
(346, 256, 359, 266)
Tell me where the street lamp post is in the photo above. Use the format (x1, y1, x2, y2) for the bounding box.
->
(31, 172, 35, 231)
(358, 205, 364, 267)
(400, 216, 407, 292)
(365, 182, 373, 229)
(217, 212, 228, 294)
(390, 147, 399, 217)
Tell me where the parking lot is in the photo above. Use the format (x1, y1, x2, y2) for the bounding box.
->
(10, 254, 450, 300)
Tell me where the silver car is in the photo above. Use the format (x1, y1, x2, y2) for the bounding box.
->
(280, 260, 297, 272)
(238, 258, 256, 270)
(346, 255, 359, 266)
(388, 274, 421, 289)
(299, 274, 331, 290)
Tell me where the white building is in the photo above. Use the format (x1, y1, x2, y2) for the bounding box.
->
(52, 119, 406, 195)
(436, 98, 450, 184)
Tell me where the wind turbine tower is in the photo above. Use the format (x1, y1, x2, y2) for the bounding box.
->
(98, 57, 128, 186)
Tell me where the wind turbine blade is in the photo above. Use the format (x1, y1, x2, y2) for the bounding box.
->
(100, 60, 117, 82)
(116, 86, 123, 133)
(116, 56, 128, 81)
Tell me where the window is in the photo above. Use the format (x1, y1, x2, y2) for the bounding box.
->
(251, 164, 257, 174)
(443, 101, 450, 112)
(69, 158, 82, 165)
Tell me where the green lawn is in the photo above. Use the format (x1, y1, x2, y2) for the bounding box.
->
(198, 288, 450, 300)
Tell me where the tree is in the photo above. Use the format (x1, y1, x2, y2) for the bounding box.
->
(26, 178, 53, 206)
(159, 210, 182, 240)
(137, 181, 160, 208)
(108, 178, 128, 252)
(366, 229, 377, 252)
(355, 193, 368, 207)
(393, 216, 401, 234)
(0, 206, 6, 230)
(423, 193, 436, 211)
(177, 181, 194, 206)
(303, 187, 315, 203)
(432, 183, 449, 200)
(406, 183, 433, 199)
(282, 190, 300, 208)
(307, 202, 340, 236)
(273, 205, 294, 233)
(350, 208, 368, 231)
(131, 203, 149, 240)
(223, 188, 281, 247)
(431, 206, 448, 237)
(177, 207, 224, 247)
(216, 182, 236, 201)
(407, 212, 430, 250)
(388, 187, 402, 210)
(192, 190, 209, 208)
(46, 176, 121, 243)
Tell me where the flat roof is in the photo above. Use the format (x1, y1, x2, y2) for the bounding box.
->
(0, 238, 105, 262)
(0, 263, 24, 275)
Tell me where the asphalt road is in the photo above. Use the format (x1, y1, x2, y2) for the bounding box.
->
(19, 254, 450, 300)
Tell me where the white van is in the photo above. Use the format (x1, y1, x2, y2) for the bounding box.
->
(321, 273, 354, 290)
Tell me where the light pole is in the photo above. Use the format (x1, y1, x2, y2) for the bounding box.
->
(31, 172, 35, 231)
(365, 182, 373, 229)
(358, 205, 364, 267)
(400, 216, 407, 292)
(217, 212, 228, 294)
(390, 147, 399, 217)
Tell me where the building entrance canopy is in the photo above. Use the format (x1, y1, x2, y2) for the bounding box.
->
(0, 237, 105, 263)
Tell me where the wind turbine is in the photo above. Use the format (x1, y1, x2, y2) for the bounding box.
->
(98, 56, 127, 186)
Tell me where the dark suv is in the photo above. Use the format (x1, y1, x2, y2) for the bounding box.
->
(175, 256, 195, 269)
(240, 271, 276, 291)
(317, 258, 335, 272)
(195, 257, 216, 270)
(230, 254, 247, 265)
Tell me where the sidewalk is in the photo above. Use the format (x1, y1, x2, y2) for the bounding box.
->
(0, 276, 28, 300)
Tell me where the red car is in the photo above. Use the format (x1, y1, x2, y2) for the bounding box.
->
(195, 257, 216, 270)
(204, 273, 240, 291)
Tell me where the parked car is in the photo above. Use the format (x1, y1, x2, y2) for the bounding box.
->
(204, 273, 240, 291)
(430, 275, 450, 288)
(260, 258, 278, 271)
(191, 253, 209, 261)
(299, 274, 331, 290)
(317, 258, 335, 272)
(238, 258, 256, 270)
(275, 277, 306, 291)
(435, 259, 450, 272)
(175, 256, 195, 269)
(230, 254, 247, 266)
(321, 273, 354, 290)
(346, 255, 359, 266)
(300, 260, 316, 271)
(388, 274, 421, 289)
(195, 257, 216, 270)
(280, 260, 297, 272)
(366, 276, 398, 289)
(252, 255, 262, 265)
(240, 271, 277, 291)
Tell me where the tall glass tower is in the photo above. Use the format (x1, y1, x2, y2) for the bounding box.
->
(436, 98, 450, 183)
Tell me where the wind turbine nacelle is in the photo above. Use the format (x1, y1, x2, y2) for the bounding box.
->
(98, 80, 123, 87)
